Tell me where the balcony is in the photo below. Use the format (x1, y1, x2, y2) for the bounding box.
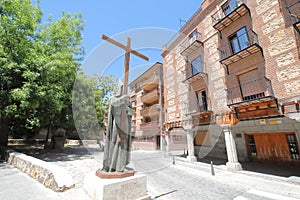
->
(140, 76, 159, 91)
(191, 111, 213, 126)
(141, 89, 159, 104)
(180, 32, 203, 57)
(218, 29, 262, 65)
(132, 115, 136, 121)
(140, 121, 159, 131)
(287, 1, 300, 34)
(211, 0, 250, 31)
(131, 101, 137, 108)
(185, 69, 208, 85)
(140, 106, 160, 117)
(130, 95, 136, 103)
(227, 77, 279, 120)
(227, 77, 274, 106)
(185, 98, 212, 126)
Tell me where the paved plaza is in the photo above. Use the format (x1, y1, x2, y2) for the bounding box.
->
(1, 146, 300, 200)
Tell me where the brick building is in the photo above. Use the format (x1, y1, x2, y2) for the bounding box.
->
(162, 0, 300, 169)
(129, 62, 165, 150)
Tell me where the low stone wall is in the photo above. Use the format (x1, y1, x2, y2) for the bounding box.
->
(132, 141, 157, 150)
(0, 146, 75, 192)
(8, 139, 45, 145)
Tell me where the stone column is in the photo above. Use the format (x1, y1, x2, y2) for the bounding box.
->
(160, 135, 166, 151)
(165, 130, 171, 157)
(186, 130, 197, 162)
(223, 125, 242, 171)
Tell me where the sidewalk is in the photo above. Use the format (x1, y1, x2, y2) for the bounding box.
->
(175, 155, 300, 185)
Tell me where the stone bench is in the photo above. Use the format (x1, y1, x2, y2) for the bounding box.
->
(0, 146, 75, 192)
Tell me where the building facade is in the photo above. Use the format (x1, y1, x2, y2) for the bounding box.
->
(162, 0, 300, 169)
(129, 62, 165, 151)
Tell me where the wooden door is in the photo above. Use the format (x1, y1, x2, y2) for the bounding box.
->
(246, 133, 292, 162)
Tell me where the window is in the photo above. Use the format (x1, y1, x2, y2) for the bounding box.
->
(196, 90, 207, 112)
(191, 56, 203, 75)
(222, 0, 238, 16)
(189, 29, 198, 44)
(238, 70, 265, 102)
(229, 27, 249, 54)
(247, 135, 257, 156)
(286, 134, 300, 160)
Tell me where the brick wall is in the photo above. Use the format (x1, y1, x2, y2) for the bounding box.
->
(251, 0, 300, 100)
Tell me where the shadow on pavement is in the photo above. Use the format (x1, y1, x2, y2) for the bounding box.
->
(241, 161, 300, 178)
(9, 144, 103, 162)
(204, 157, 300, 178)
(180, 154, 300, 178)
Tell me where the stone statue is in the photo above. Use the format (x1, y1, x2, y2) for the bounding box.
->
(102, 82, 133, 172)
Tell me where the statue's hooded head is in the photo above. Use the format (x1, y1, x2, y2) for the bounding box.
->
(113, 79, 123, 98)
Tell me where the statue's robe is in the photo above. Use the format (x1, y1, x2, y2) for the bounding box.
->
(102, 95, 133, 172)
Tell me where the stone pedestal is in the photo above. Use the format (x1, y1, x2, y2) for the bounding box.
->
(226, 162, 242, 171)
(96, 170, 134, 179)
(54, 137, 65, 150)
(187, 155, 197, 162)
(83, 173, 151, 200)
(223, 125, 242, 171)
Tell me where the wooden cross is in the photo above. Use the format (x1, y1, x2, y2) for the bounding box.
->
(102, 34, 149, 95)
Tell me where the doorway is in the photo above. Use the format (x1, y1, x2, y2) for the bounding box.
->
(245, 132, 300, 163)
(156, 135, 161, 150)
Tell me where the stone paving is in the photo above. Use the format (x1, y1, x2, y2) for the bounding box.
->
(23, 145, 103, 188)
(4, 145, 300, 200)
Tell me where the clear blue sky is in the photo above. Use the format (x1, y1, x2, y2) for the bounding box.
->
(38, 0, 203, 79)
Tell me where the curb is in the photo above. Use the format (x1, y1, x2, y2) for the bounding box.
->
(0, 146, 75, 192)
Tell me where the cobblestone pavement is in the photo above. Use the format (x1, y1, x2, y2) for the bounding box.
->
(4, 146, 300, 200)
(146, 161, 300, 200)
(25, 145, 103, 188)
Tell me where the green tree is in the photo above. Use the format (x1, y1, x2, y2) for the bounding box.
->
(0, 0, 84, 145)
(72, 74, 117, 140)
(94, 75, 118, 128)
(0, 0, 42, 144)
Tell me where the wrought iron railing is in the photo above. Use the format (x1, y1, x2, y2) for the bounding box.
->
(226, 77, 274, 105)
(218, 29, 259, 61)
(211, 0, 247, 26)
(287, 1, 300, 25)
(180, 31, 202, 52)
(186, 98, 212, 115)
(185, 62, 207, 81)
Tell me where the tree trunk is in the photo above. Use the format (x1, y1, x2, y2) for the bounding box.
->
(0, 118, 9, 146)
(44, 121, 51, 149)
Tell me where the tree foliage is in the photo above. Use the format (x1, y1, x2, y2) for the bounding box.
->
(0, 0, 85, 142)
(72, 74, 117, 140)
